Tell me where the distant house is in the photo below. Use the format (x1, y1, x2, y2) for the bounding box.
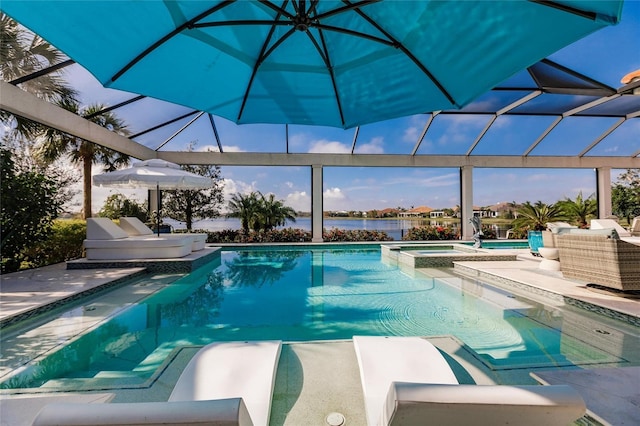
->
(399, 206, 433, 218)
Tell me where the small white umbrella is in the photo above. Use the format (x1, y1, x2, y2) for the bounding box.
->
(93, 159, 212, 235)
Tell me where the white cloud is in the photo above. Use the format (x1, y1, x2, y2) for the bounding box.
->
(222, 145, 245, 152)
(403, 126, 419, 142)
(285, 191, 310, 211)
(285, 181, 294, 188)
(309, 139, 350, 153)
(324, 187, 346, 199)
(354, 136, 384, 154)
(323, 187, 348, 210)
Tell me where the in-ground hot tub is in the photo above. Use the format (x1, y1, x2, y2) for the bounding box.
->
(381, 243, 521, 268)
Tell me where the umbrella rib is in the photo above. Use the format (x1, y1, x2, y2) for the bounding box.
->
(237, 1, 293, 122)
(260, 0, 296, 20)
(347, 1, 457, 107)
(528, 0, 598, 21)
(314, 0, 380, 20)
(314, 24, 395, 46)
(314, 27, 346, 127)
(193, 20, 291, 29)
(110, 1, 234, 83)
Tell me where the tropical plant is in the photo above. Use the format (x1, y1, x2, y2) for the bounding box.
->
(37, 100, 131, 219)
(0, 13, 76, 137)
(511, 201, 566, 231)
(557, 191, 597, 228)
(98, 194, 148, 222)
(612, 169, 640, 224)
(227, 191, 296, 232)
(163, 169, 224, 231)
(227, 192, 262, 233)
(258, 192, 296, 231)
(1, 147, 66, 273)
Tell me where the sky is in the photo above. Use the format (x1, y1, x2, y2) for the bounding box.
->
(15, 1, 639, 215)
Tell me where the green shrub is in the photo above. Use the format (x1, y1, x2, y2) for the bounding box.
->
(20, 219, 85, 269)
(402, 225, 458, 241)
(323, 228, 392, 242)
(204, 227, 392, 243)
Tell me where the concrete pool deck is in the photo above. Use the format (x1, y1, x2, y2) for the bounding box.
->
(1, 249, 639, 425)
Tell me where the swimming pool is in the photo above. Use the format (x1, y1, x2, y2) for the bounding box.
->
(1, 245, 637, 391)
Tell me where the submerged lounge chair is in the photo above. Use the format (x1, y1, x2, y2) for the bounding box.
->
(84, 217, 193, 260)
(32, 340, 282, 426)
(119, 216, 207, 251)
(353, 336, 586, 426)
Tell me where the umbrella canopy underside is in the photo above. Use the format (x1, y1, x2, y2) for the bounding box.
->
(93, 159, 212, 190)
(1, 0, 623, 128)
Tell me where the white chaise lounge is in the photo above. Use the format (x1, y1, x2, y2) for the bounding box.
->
(32, 398, 252, 426)
(591, 218, 631, 238)
(32, 340, 283, 426)
(119, 216, 207, 251)
(84, 217, 192, 260)
(353, 336, 586, 426)
(169, 340, 282, 426)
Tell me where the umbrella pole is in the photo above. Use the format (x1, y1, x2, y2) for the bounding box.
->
(156, 183, 161, 237)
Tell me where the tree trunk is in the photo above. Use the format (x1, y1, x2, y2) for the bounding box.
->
(83, 158, 92, 219)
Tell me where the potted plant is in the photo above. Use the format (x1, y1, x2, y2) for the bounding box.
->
(511, 201, 566, 256)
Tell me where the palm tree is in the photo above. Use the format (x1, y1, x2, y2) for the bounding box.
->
(37, 100, 131, 219)
(557, 191, 597, 228)
(228, 192, 262, 233)
(512, 201, 566, 231)
(258, 192, 296, 231)
(0, 13, 76, 138)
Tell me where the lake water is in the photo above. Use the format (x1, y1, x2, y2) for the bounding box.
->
(166, 217, 463, 240)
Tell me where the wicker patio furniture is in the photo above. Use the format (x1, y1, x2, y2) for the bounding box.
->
(556, 232, 640, 292)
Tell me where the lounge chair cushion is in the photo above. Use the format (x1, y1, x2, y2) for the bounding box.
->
(591, 219, 630, 237)
(169, 341, 282, 426)
(383, 382, 586, 426)
(86, 217, 129, 240)
(120, 217, 207, 251)
(118, 216, 155, 236)
(32, 398, 253, 426)
(560, 227, 619, 239)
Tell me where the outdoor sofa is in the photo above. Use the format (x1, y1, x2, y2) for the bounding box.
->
(83, 217, 193, 260)
(353, 335, 586, 426)
(556, 228, 640, 292)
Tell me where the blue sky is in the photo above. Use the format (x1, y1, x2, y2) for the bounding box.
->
(48, 1, 639, 213)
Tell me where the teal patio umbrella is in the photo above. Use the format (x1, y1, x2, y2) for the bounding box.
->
(1, 0, 623, 128)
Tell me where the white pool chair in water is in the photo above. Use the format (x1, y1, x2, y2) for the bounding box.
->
(168, 340, 282, 426)
(32, 340, 282, 426)
(353, 336, 586, 426)
(84, 217, 193, 260)
(119, 216, 207, 251)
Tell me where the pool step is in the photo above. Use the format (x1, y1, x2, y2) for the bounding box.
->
(41, 370, 149, 389)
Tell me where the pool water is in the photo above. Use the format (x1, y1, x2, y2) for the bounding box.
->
(0, 246, 636, 390)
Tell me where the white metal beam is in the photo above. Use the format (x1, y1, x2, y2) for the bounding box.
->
(0, 81, 156, 159)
